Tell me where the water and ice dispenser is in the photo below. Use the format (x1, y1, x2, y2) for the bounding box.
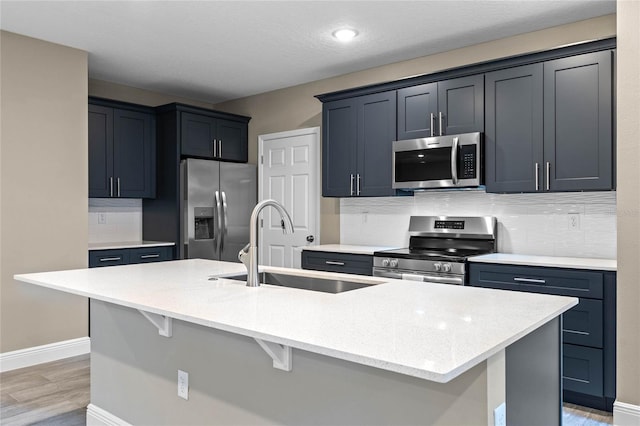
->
(194, 207, 214, 240)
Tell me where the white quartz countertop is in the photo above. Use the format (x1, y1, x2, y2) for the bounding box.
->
(88, 241, 175, 251)
(302, 244, 397, 255)
(15, 259, 576, 383)
(469, 253, 617, 271)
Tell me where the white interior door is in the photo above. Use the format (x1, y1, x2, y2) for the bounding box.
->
(259, 127, 320, 268)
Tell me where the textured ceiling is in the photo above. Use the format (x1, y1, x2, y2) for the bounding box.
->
(0, 1, 615, 104)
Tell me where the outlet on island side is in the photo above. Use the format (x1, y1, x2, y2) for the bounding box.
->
(98, 213, 107, 224)
(178, 369, 189, 400)
(568, 212, 581, 230)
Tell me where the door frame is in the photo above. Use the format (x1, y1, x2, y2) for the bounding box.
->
(258, 127, 321, 251)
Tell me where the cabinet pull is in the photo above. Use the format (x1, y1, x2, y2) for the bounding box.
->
(350, 174, 355, 196)
(438, 111, 444, 136)
(109, 177, 114, 197)
(213, 139, 217, 157)
(535, 163, 539, 191)
(430, 113, 435, 137)
(513, 277, 546, 284)
(140, 254, 160, 259)
(325, 260, 345, 266)
(100, 257, 122, 262)
(563, 376, 590, 384)
(546, 161, 550, 191)
(564, 329, 589, 336)
(117, 178, 121, 197)
(219, 140, 222, 157)
(356, 174, 361, 196)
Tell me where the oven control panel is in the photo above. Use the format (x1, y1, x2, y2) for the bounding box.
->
(434, 220, 465, 229)
(373, 257, 464, 276)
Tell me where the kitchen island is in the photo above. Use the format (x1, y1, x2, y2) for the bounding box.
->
(15, 259, 576, 425)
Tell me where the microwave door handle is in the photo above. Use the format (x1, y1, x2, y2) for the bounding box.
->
(451, 137, 459, 185)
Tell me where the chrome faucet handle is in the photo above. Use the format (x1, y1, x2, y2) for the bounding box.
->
(238, 243, 250, 268)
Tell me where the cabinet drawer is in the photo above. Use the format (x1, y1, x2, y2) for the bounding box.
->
(89, 249, 129, 268)
(563, 344, 603, 397)
(469, 264, 603, 299)
(129, 246, 173, 264)
(302, 251, 373, 276)
(563, 299, 603, 348)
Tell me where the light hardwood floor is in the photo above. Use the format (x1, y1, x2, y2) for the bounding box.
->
(0, 354, 613, 425)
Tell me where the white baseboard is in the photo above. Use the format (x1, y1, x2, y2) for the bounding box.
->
(614, 400, 640, 426)
(87, 404, 132, 426)
(0, 337, 90, 372)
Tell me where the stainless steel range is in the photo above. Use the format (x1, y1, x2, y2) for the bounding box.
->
(373, 216, 497, 285)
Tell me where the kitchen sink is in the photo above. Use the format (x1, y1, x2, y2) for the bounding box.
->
(219, 272, 381, 294)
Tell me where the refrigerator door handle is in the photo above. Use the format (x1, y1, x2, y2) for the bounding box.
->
(215, 190, 222, 254)
(221, 191, 228, 252)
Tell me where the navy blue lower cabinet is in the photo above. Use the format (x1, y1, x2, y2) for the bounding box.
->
(468, 262, 615, 411)
(301, 251, 373, 276)
(89, 246, 173, 268)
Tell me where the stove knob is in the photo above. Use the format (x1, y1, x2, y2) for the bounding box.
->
(389, 259, 399, 268)
(442, 263, 452, 273)
(381, 258, 390, 267)
(434, 263, 442, 272)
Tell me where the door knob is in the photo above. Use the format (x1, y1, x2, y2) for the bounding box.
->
(306, 235, 315, 243)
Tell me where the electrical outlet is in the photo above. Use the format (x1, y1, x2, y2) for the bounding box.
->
(493, 402, 506, 426)
(177, 369, 189, 400)
(98, 213, 107, 225)
(568, 213, 580, 230)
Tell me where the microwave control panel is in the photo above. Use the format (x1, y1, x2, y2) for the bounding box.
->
(460, 145, 477, 179)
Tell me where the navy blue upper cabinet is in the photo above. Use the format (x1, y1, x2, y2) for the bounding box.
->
(397, 75, 484, 140)
(485, 64, 544, 193)
(88, 98, 156, 199)
(486, 51, 614, 193)
(544, 51, 613, 191)
(322, 91, 396, 197)
(180, 112, 248, 162)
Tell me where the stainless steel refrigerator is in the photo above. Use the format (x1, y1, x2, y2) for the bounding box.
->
(180, 158, 256, 262)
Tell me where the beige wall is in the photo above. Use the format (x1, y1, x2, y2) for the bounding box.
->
(89, 79, 215, 109)
(616, 1, 640, 408)
(0, 31, 89, 352)
(214, 15, 616, 244)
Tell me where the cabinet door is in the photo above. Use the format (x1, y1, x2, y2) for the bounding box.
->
(216, 119, 247, 162)
(485, 64, 544, 193)
(88, 104, 114, 198)
(113, 109, 156, 198)
(397, 83, 438, 140)
(322, 98, 357, 197)
(563, 344, 604, 397)
(438, 74, 484, 135)
(357, 91, 397, 197)
(181, 112, 216, 158)
(544, 51, 613, 191)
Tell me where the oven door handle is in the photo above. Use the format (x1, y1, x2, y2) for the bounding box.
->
(372, 269, 464, 285)
(451, 136, 459, 185)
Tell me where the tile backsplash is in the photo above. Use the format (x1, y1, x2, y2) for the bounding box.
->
(89, 198, 142, 243)
(340, 190, 617, 259)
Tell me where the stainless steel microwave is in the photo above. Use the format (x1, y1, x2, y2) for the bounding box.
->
(392, 132, 482, 190)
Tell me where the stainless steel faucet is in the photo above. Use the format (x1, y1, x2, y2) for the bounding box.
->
(238, 199, 294, 287)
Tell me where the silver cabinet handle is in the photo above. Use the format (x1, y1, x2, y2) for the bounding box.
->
(213, 139, 217, 157)
(99, 257, 121, 262)
(109, 177, 114, 197)
(356, 173, 361, 196)
(117, 177, 121, 197)
(546, 161, 550, 191)
(219, 140, 222, 158)
(350, 174, 355, 196)
(535, 163, 539, 191)
(564, 329, 589, 336)
(140, 254, 160, 259)
(430, 113, 435, 137)
(325, 260, 345, 266)
(513, 277, 546, 284)
(438, 111, 444, 136)
(451, 137, 459, 185)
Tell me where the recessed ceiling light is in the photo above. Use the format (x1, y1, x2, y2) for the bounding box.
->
(332, 28, 358, 42)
